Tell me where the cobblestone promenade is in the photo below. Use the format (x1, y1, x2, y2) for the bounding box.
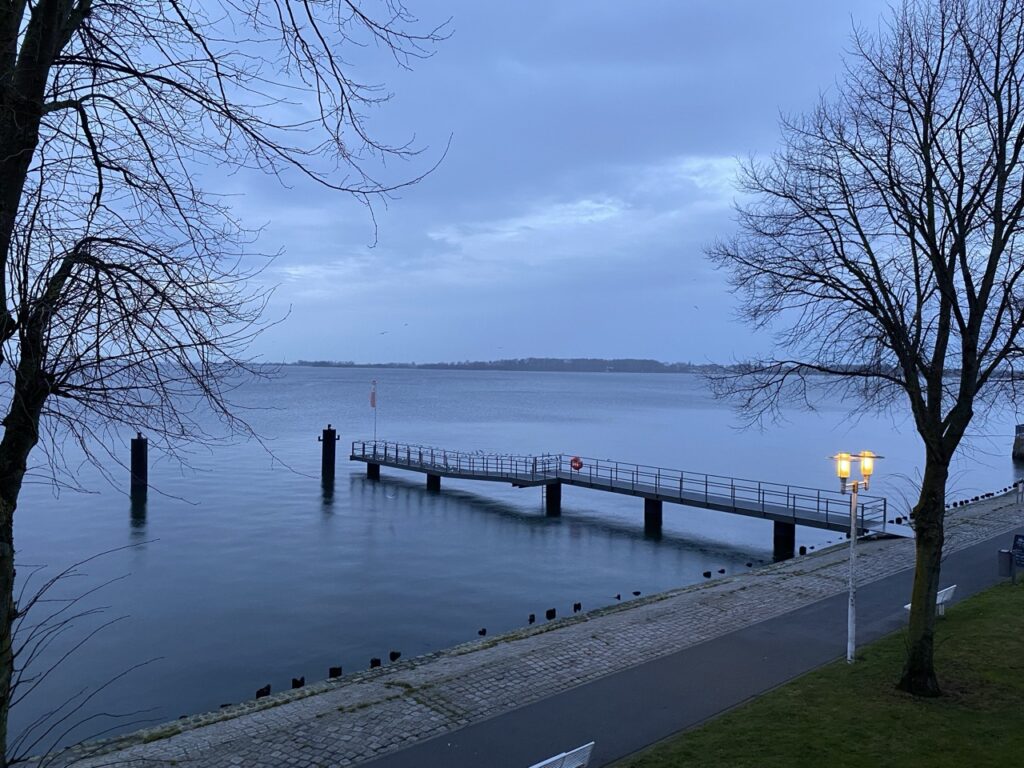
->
(35, 494, 1024, 767)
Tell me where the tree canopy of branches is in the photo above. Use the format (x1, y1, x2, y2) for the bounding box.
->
(0, 1, 445, 762)
(709, 0, 1024, 696)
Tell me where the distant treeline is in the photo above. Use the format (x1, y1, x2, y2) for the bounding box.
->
(291, 358, 732, 374)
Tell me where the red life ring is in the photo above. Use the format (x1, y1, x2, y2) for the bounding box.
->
(570, 456, 583, 471)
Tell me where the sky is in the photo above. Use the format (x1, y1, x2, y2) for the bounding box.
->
(242, 0, 894, 364)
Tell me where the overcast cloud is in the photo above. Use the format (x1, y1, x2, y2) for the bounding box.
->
(238, 1, 892, 363)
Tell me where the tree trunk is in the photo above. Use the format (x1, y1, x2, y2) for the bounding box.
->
(0, 361, 51, 765)
(898, 456, 948, 697)
(0, 499, 12, 768)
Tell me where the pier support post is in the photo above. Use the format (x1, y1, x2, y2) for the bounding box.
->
(130, 432, 148, 500)
(644, 498, 663, 535)
(319, 424, 338, 480)
(1014, 425, 1024, 462)
(427, 474, 441, 492)
(545, 482, 562, 517)
(773, 521, 796, 562)
(367, 463, 381, 481)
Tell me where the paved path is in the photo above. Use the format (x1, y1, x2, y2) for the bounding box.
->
(363, 514, 1024, 768)
(36, 493, 1024, 768)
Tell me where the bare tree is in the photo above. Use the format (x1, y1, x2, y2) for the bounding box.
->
(709, 0, 1024, 696)
(9, 546, 159, 763)
(0, 1, 446, 763)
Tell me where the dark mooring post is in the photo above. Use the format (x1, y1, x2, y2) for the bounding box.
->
(367, 463, 381, 480)
(545, 482, 562, 517)
(426, 473, 441, 492)
(773, 521, 796, 562)
(1013, 425, 1024, 462)
(644, 498, 663, 535)
(130, 432, 148, 500)
(319, 424, 339, 480)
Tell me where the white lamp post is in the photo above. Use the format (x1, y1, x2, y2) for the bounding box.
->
(832, 450, 881, 664)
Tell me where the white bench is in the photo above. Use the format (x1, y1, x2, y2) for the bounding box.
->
(529, 742, 595, 768)
(904, 584, 957, 617)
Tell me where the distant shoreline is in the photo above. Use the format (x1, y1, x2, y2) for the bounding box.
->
(282, 358, 729, 374)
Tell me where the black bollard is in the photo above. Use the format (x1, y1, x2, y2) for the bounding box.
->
(632, 590, 641, 596)
(572, 602, 582, 613)
(545, 608, 556, 620)
(478, 628, 487, 636)
(255, 684, 271, 699)
(528, 613, 535, 624)
(389, 651, 401, 662)
(703, 571, 712, 578)
(370, 658, 381, 669)
(291, 676, 304, 689)
(329, 666, 342, 679)
(319, 424, 339, 480)
(130, 432, 148, 499)
(799, 545, 808, 555)
(614, 593, 621, 600)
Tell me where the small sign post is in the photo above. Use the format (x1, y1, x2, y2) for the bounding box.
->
(370, 380, 378, 441)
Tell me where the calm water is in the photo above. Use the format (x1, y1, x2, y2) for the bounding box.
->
(11, 367, 1022, 753)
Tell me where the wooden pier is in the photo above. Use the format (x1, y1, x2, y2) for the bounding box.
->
(350, 440, 908, 561)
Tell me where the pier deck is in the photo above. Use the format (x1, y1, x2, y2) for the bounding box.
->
(350, 440, 905, 541)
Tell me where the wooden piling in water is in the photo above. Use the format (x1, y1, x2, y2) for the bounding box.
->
(319, 424, 338, 480)
(130, 432, 148, 500)
(1014, 425, 1024, 462)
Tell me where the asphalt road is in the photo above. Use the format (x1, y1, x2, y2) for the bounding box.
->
(361, 524, 1024, 768)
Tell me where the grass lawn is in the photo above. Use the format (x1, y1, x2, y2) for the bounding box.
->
(614, 582, 1024, 768)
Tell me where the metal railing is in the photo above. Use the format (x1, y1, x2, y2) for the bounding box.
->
(351, 440, 888, 531)
(352, 440, 560, 483)
(556, 455, 887, 531)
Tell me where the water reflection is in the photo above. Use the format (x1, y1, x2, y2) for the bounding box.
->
(25, 367, 1022, 751)
(643, 524, 663, 542)
(321, 477, 335, 509)
(129, 495, 147, 530)
(346, 472, 770, 561)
